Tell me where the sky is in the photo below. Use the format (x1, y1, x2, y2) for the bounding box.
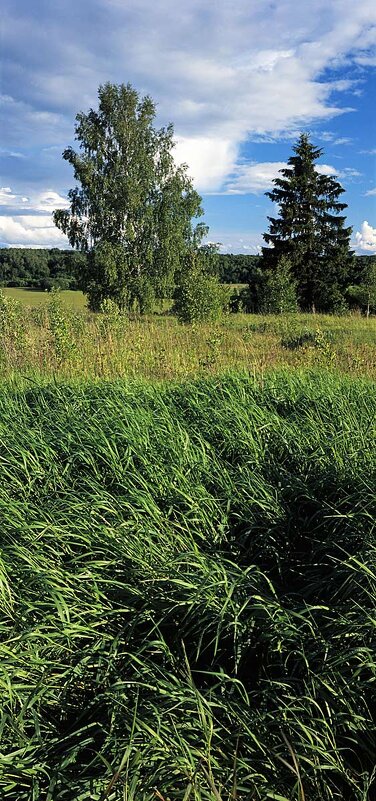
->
(0, 0, 375, 254)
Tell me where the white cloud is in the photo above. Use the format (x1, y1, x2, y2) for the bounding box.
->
(0, 186, 68, 212)
(2, 0, 376, 192)
(220, 161, 361, 194)
(32, 190, 69, 212)
(315, 164, 338, 176)
(340, 167, 362, 178)
(0, 215, 69, 248)
(0, 187, 29, 206)
(316, 164, 361, 179)
(334, 137, 353, 146)
(225, 162, 288, 194)
(355, 221, 376, 252)
(0, 148, 26, 159)
(354, 54, 376, 66)
(365, 187, 376, 196)
(174, 136, 238, 193)
(205, 230, 264, 254)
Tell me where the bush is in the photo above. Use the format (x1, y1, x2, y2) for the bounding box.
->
(260, 256, 298, 313)
(228, 286, 256, 313)
(173, 267, 230, 323)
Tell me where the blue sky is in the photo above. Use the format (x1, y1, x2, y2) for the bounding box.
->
(0, 0, 375, 253)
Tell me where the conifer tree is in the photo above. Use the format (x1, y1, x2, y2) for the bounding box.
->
(261, 133, 354, 311)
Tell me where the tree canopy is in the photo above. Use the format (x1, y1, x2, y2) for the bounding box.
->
(261, 133, 354, 311)
(54, 82, 206, 310)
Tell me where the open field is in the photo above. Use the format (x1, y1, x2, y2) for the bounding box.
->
(0, 289, 375, 381)
(2, 286, 88, 308)
(1, 289, 375, 798)
(0, 371, 375, 800)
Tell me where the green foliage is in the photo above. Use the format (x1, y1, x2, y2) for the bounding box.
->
(0, 290, 24, 336)
(347, 257, 376, 316)
(262, 133, 354, 311)
(0, 372, 375, 799)
(260, 256, 298, 314)
(173, 253, 230, 323)
(53, 82, 206, 310)
(0, 291, 375, 379)
(281, 327, 337, 366)
(0, 289, 27, 362)
(47, 288, 77, 362)
(81, 241, 130, 311)
(216, 253, 261, 284)
(0, 247, 83, 290)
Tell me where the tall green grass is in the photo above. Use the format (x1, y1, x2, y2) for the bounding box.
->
(1, 288, 376, 380)
(0, 371, 375, 799)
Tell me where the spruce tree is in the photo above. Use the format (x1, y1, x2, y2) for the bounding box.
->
(261, 133, 354, 311)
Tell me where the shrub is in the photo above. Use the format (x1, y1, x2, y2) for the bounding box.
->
(173, 267, 230, 323)
(260, 256, 298, 314)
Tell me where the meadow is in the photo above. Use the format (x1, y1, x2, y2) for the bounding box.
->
(0, 288, 375, 381)
(2, 287, 87, 309)
(0, 289, 375, 800)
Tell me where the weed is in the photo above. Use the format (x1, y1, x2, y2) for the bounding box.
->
(0, 299, 373, 380)
(47, 289, 77, 363)
(199, 333, 223, 369)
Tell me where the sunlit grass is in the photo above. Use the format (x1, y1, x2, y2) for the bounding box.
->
(2, 286, 88, 308)
(0, 288, 375, 382)
(0, 370, 375, 799)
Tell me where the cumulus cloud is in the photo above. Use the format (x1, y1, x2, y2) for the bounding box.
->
(355, 221, 376, 252)
(1, 0, 376, 191)
(315, 164, 338, 176)
(225, 163, 288, 194)
(0, 186, 68, 213)
(365, 187, 376, 196)
(174, 136, 238, 193)
(32, 190, 69, 212)
(0, 215, 69, 248)
(221, 161, 361, 194)
(0, 187, 29, 206)
(316, 165, 361, 179)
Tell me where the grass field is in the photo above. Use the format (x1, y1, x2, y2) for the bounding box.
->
(0, 288, 375, 381)
(3, 286, 88, 308)
(0, 289, 375, 799)
(0, 371, 375, 800)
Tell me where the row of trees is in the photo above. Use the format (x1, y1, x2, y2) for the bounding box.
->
(1, 245, 374, 314)
(53, 84, 374, 317)
(0, 248, 85, 290)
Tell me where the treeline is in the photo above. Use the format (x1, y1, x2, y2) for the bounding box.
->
(0, 248, 260, 289)
(0, 247, 374, 313)
(1, 247, 372, 288)
(0, 248, 86, 290)
(0, 248, 261, 290)
(216, 253, 260, 283)
(225, 254, 375, 314)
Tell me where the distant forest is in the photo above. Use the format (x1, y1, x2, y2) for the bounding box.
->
(0, 248, 373, 291)
(0, 249, 86, 291)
